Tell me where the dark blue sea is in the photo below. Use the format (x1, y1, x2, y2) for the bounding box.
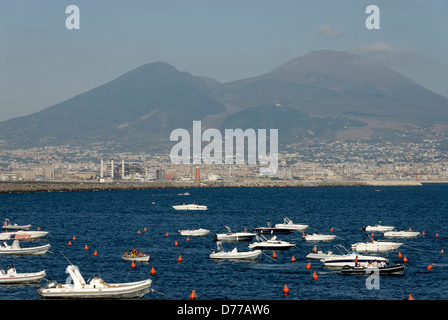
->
(1, 184, 447, 302)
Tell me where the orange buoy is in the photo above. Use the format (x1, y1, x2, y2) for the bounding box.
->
(306, 262, 311, 270)
(330, 227, 333, 232)
(427, 264, 433, 270)
(68, 240, 72, 246)
(422, 231, 425, 236)
(398, 252, 402, 258)
(178, 255, 182, 263)
(150, 267, 156, 275)
(175, 240, 179, 246)
(403, 256, 408, 263)
(291, 255, 296, 262)
(165, 232, 169, 237)
(72, 236, 76, 240)
(312, 272, 318, 280)
(186, 237, 190, 241)
(131, 261, 136, 269)
(436, 233, 439, 237)
(144, 227, 147, 231)
(408, 294, 414, 300)
(272, 251, 277, 258)
(409, 227, 412, 231)
(441, 249, 444, 253)
(283, 284, 289, 295)
(93, 250, 98, 256)
(190, 290, 197, 300)
(84, 245, 89, 250)
(37, 227, 40, 230)
(138, 230, 141, 234)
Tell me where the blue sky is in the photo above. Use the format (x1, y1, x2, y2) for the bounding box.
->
(0, 0, 447, 121)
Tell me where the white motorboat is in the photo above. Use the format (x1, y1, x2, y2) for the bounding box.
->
(2, 219, 32, 231)
(210, 242, 261, 260)
(306, 249, 336, 260)
(178, 228, 210, 236)
(0, 230, 48, 241)
(248, 235, 295, 250)
(321, 253, 388, 268)
(172, 203, 207, 210)
(362, 224, 395, 232)
(382, 230, 420, 238)
(303, 233, 336, 242)
(274, 217, 309, 231)
(0, 265, 46, 284)
(37, 265, 152, 299)
(0, 240, 51, 255)
(351, 240, 403, 252)
(213, 226, 256, 242)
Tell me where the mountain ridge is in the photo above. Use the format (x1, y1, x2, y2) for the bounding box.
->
(1, 49, 447, 151)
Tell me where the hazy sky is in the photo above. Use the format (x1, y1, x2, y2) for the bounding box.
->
(1, 0, 447, 121)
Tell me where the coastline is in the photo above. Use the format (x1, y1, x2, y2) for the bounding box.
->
(0, 179, 425, 194)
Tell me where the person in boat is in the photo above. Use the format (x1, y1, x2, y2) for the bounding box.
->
(123, 250, 129, 257)
(380, 260, 387, 268)
(354, 256, 359, 267)
(138, 251, 144, 257)
(131, 248, 137, 257)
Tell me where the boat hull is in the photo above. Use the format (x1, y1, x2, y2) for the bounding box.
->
(0, 270, 46, 284)
(122, 255, 150, 262)
(341, 264, 405, 275)
(178, 229, 210, 236)
(363, 225, 395, 232)
(210, 250, 261, 260)
(383, 231, 420, 238)
(274, 223, 308, 231)
(172, 205, 207, 210)
(0, 243, 51, 255)
(322, 254, 388, 268)
(253, 227, 294, 234)
(213, 233, 256, 242)
(37, 279, 152, 299)
(351, 241, 403, 252)
(303, 234, 336, 242)
(0, 231, 48, 241)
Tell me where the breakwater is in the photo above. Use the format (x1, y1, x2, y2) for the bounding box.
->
(0, 179, 422, 193)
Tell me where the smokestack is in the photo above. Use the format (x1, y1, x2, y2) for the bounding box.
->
(195, 166, 200, 182)
(100, 159, 104, 178)
(111, 160, 114, 179)
(122, 159, 125, 179)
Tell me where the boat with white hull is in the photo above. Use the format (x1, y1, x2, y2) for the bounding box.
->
(341, 264, 405, 275)
(351, 240, 403, 252)
(210, 242, 261, 260)
(303, 233, 336, 242)
(0, 240, 51, 255)
(37, 265, 152, 299)
(213, 226, 256, 242)
(382, 230, 420, 238)
(0, 266, 46, 284)
(248, 235, 295, 250)
(322, 253, 388, 268)
(2, 219, 32, 231)
(172, 204, 207, 211)
(178, 228, 210, 236)
(362, 224, 394, 232)
(274, 217, 308, 232)
(0, 230, 48, 241)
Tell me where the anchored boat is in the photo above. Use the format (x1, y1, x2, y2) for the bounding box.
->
(213, 226, 256, 242)
(0, 265, 46, 284)
(274, 217, 308, 232)
(210, 242, 261, 260)
(351, 240, 403, 252)
(248, 235, 295, 250)
(37, 265, 152, 299)
(0, 240, 51, 255)
(0, 230, 48, 241)
(2, 219, 32, 231)
(341, 264, 405, 275)
(178, 228, 210, 236)
(382, 230, 420, 238)
(172, 203, 207, 210)
(303, 233, 336, 242)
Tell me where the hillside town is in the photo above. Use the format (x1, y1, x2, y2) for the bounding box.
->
(1, 132, 448, 184)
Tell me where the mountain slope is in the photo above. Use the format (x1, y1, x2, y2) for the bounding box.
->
(212, 50, 448, 123)
(0, 62, 225, 150)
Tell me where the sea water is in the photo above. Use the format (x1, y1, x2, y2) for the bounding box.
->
(0, 184, 447, 300)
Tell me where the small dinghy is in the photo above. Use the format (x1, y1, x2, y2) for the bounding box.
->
(37, 265, 152, 299)
(303, 233, 336, 242)
(0, 265, 46, 284)
(274, 217, 308, 232)
(2, 219, 32, 231)
(210, 242, 261, 260)
(213, 226, 256, 242)
(0, 230, 48, 241)
(122, 249, 150, 262)
(172, 203, 207, 210)
(382, 230, 420, 238)
(0, 240, 51, 255)
(178, 228, 210, 236)
(351, 240, 403, 252)
(362, 223, 394, 233)
(248, 235, 295, 250)
(341, 264, 405, 275)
